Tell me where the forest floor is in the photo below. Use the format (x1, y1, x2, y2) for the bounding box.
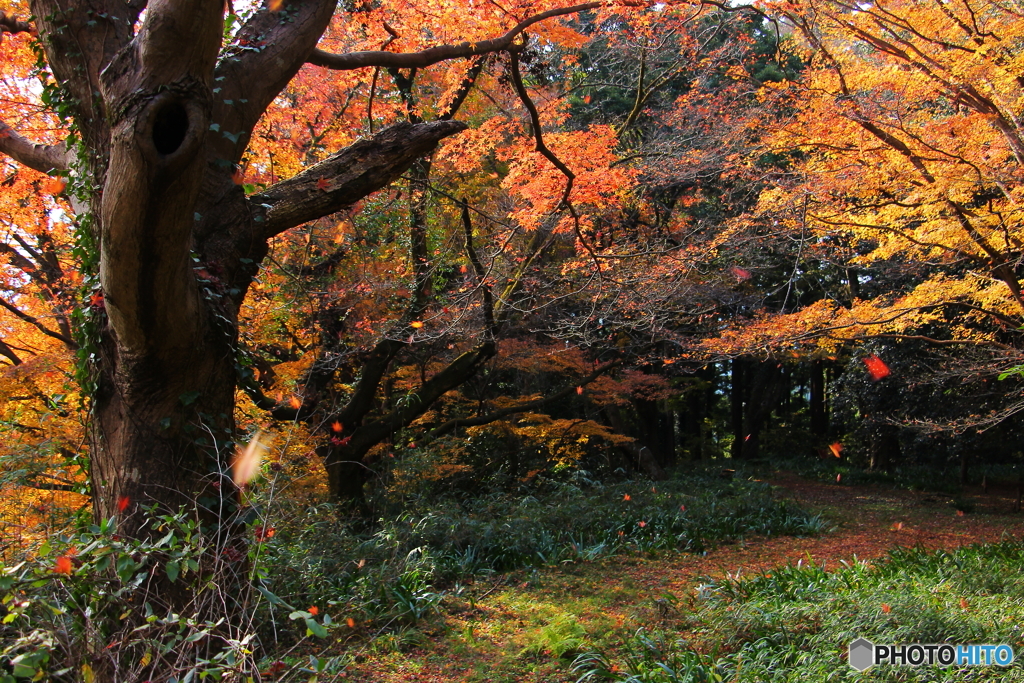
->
(340, 472, 1024, 682)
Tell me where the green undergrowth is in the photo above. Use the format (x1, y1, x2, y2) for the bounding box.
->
(574, 541, 1024, 682)
(257, 473, 826, 641)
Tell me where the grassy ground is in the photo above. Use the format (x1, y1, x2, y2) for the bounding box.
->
(324, 471, 1024, 682)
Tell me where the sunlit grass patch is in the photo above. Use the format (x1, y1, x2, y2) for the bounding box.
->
(574, 541, 1024, 682)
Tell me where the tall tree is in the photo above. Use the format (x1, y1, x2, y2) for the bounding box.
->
(0, 0, 643, 564)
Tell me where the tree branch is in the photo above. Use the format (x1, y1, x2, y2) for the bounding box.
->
(209, 0, 337, 165)
(461, 200, 495, 337)
(0, 337, 22, 365)
(250, 120, 466, 238)
(0, 296, 77, 348)
(0, 120, 68, 174)
(0, 10, 33, 36)
(342, 340, 497, 455)
(424, 359, 622, 442)
(29, 0, 141, 149)
(307, 2, 602, 71)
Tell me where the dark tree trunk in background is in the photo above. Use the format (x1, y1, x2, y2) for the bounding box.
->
(869, 426, 901, 472)
(633, 398, 673, 466)
(731, 358, 746, 459)
(810, 358, 827, 437)
(742, 360, 787, 461)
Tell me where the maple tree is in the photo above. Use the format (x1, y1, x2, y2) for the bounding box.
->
(715, 0, 1024, 358)
(3, 0, 790, 560)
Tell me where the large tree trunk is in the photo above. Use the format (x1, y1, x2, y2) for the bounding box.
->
(20, 0, 468, 615)
(89, 0, 233, 532)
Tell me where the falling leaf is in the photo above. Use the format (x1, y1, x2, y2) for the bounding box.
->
(836, 473, 841, 483)
(881, 603, 891, 614)
(357, 558, 366, 568)
(231, 168, 244, 185)
(623, 493, 631, 501)
(893, 522, 904, 531)
(410, 321, 424, 329)
(331, 420, 343, 433)
(862, 354, 891, 381)
(55, 555, 73, 574)
(316, 176, 330, 191)
(679, 505, 686, 512)
(583, 95, 591, 104)
(459, 264, 468, 274)
(956, 509, 965, 516)
(347, 617, 356, 628)
(42, 176, 66, 195)
(269, 0, 284, 10)
(651, 487, 657, 493)
(828, 442, 843, 458)
(288, 396, 302, 409)
(729, 266, 751, 281)
(117, 496, 130, 513)
(233, 431, 269, 485)
(576, 386, 583, 395)
(308, 605, 319, 615)
(638, 520, 647, 528)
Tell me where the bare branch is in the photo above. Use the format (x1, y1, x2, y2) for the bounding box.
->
(0, 120, 68, 174)
(461, 200, 495, 337)
(0, 296, 77, 349)
(0, 337, 22, 365)
(250, 120, 466, 238)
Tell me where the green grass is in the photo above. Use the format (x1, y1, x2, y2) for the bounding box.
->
(257, 473, 826, 642)
(573, 541, 1024, 682)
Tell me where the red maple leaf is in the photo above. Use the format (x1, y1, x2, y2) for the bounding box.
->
(117, 496, 130, 513)
(729, 266, 751, 281)
(316, 177, 330, 192)
(862, 354, 891, 381)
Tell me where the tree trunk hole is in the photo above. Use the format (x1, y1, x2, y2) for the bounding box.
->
(152, 100, 190, 156)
